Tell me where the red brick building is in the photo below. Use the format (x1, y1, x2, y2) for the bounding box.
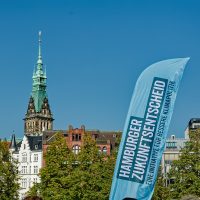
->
(42, 125, 121, 166)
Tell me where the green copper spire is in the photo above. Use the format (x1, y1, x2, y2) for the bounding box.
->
(36, 31, 43, 73)
(32, 31, 47, 112)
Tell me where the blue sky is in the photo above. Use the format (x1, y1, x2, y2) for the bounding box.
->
(0, 0, 200, 139)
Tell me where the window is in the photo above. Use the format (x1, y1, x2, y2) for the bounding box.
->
(165, 160, 172, 165)
(72, 134, 81, 141)
(35, 145, 38, 150)
(34, 166, 38, 174)
(72, 134, 75, 141)
(24, 144, 26, 149)
(33, 178, 37, 183)
(22, 153, 27, 162)
(29, 166, 31, 174)
(102, 146, 107, 154)
(21, 166, 27, 174)
(34, 154, 38, 162)
(72, 145, 81, 154)
(21, 178, 27, 189)
(166, 142, 177, 148)
(29, 178, 31, 188)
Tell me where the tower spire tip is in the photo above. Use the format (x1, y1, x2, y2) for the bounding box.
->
(39, 31, 42, 41)
(37, 30, 42, 65)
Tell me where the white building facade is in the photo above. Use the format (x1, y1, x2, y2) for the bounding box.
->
(161, 118, 200, 185)
(161, 135, 188, 185)
(10, 134, 43, 200)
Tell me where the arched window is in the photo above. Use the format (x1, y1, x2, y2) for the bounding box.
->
(102, 146, 107, 154)
(72, 145, 81, 154)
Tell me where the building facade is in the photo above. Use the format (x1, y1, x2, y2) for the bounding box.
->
(161, 118, 200, 185)
(42, 125, 121, 166)
(10, 134, 42, 199)
(161, 134, 188, 185)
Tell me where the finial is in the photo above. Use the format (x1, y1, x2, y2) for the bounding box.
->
(39, 31, 42, 41)
(38, 31, 42, 61)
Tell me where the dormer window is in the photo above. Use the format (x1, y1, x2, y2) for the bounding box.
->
(24, 144, 26, 149)
(35, 145, 38, 150)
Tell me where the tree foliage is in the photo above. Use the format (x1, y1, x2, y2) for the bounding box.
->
(168, 129, 200, 199)
(30, 132, 115, 200)
(39, 133, 74, 199)
(0, 141, 19, 200)
(152, 167, 170, 200)
(66, 132, 115, 200)
(27, 129, 200, 199)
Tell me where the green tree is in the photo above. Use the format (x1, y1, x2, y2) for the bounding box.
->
(67, 132, 115, 200)
(169, 129, 200, 199)
(28, 132, 116, 200)
(0, 140, 19, 200)
(152, 167, 170, 200)
(38, 133, 75, 200)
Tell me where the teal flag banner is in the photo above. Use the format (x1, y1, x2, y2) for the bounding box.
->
(109, 58, 190, 200)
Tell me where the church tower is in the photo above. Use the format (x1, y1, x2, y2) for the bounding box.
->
(24, 31, 54, 135)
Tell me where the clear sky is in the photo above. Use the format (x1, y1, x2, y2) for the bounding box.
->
(0, 0, 200, 139)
